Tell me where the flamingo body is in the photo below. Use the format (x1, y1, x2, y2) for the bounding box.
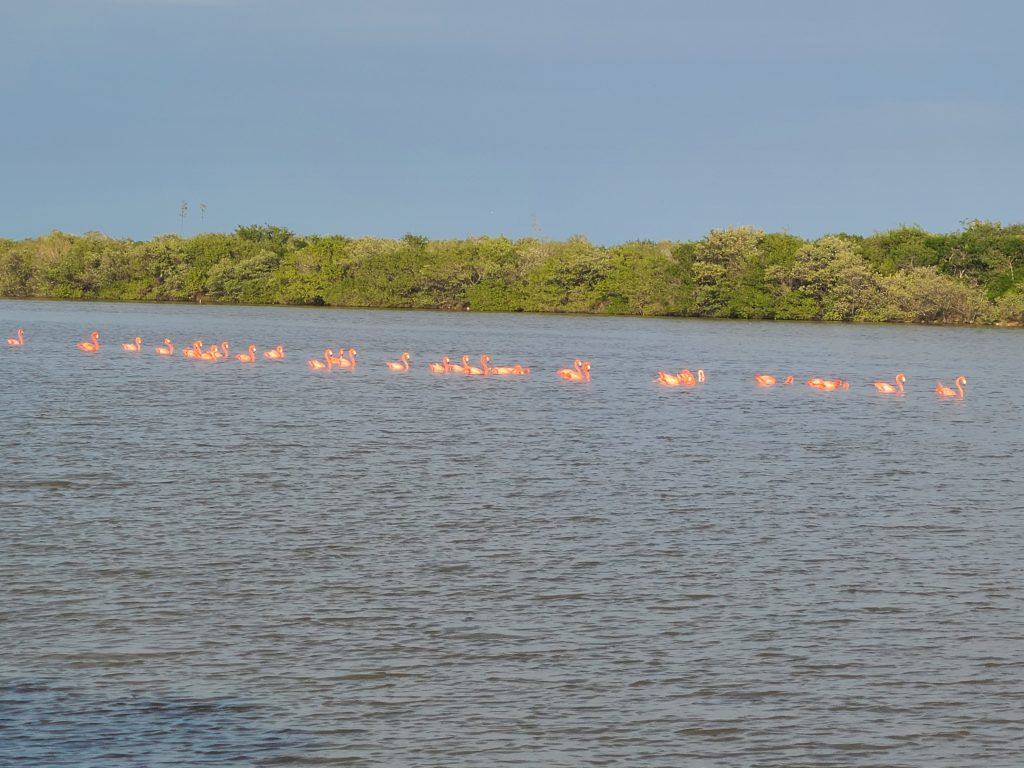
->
(6, 328, 25, 347)
(386, 351, 411, 372)
(428, 356, 451, 374)
(77, 331, 100, 353)
(807, 377, 848, 391)
(873, 373, 906, 395)
(331, 348, 357, 369)
(557, 359, 591, 382)
(936, 375, 967, 399)
(121, 336, 142, 352)
(308, 349, 333, 370)
(235, 344, 257, 363)
(489, 359, 530, 375)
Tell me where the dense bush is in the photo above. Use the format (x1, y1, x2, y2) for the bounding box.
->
(2, 221, 1022, 325)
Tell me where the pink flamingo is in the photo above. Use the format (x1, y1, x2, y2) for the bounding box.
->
(873, 373, 907, 395)
(465, 355, 488, 376)
(385, 352, 411, 372)
(308, 349, 334, 370)
(77, 331, 100, 353)
(235, 344, 257, 363)
(428, 356, 452, 374)
(557, 360, 591, 382)
(936, 375, 967, 400)
(332, 348, 357, 369)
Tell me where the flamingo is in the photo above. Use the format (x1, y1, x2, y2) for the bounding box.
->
(558, 359, 584, 380)
(197, 342, 227, 362)
(489, 357, 531, 375)
(263, 345, 285, 360)
(658, 368, 704, 387)
(657, 370, 685, 387)
(557, 360, 591, 382)
(332, 348, 357, 369)
(807, 377, 849, 391)
(936, 375, 967, 400)
(235, 344, 257, 363)
(754, 374, 777, 387)
(307, 349, 333, 370)
(873, 373, 907, 395)
(182, 340, 203, 359)
(121, 336, 142, 352)
(447, 355, 467, 374)
(6, 328, 24, 347)
(155, 338, 174, 356)
(77, 331, 100, 353)
(385, 351, 411, 372)
(463, 354, 487, 376)
(428, 355, 452, 374)
(678, 368, 705, 386)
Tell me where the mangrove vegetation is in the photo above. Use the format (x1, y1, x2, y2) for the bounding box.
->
(2, 221, 1023, 325)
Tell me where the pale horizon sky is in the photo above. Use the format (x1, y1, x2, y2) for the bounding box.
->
(1, 0, 1022, 243)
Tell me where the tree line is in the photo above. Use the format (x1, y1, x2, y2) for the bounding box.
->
(1, 221, 1023, 325)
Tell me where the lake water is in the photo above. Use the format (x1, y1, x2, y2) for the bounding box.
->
(1, 299, 1022, 767)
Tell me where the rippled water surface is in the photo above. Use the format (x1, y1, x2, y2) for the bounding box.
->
(1, 299, 1022, 767)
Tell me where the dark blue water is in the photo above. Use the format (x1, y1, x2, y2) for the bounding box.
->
(1, 299, 1022, 766)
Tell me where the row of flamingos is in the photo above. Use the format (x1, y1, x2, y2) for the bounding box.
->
(751, 371, 966, 398)
(5, 327, 966, 397)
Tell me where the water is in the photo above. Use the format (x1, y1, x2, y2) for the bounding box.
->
(1, 299, 1022, 767)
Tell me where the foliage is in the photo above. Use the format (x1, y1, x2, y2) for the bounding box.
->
(2, 222, 1024, 325)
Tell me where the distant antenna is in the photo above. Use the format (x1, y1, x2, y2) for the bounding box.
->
(200, 202, 207, 223)
(531, 214, 541, 237)
(179, 200, 189, 234)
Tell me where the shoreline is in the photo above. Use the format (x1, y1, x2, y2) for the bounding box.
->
(1, 294, 1021, 329)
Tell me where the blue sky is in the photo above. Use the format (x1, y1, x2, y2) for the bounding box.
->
(1, 0, 1021, 243)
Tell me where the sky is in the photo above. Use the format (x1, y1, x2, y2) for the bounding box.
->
(1, 0, 1022, 243)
